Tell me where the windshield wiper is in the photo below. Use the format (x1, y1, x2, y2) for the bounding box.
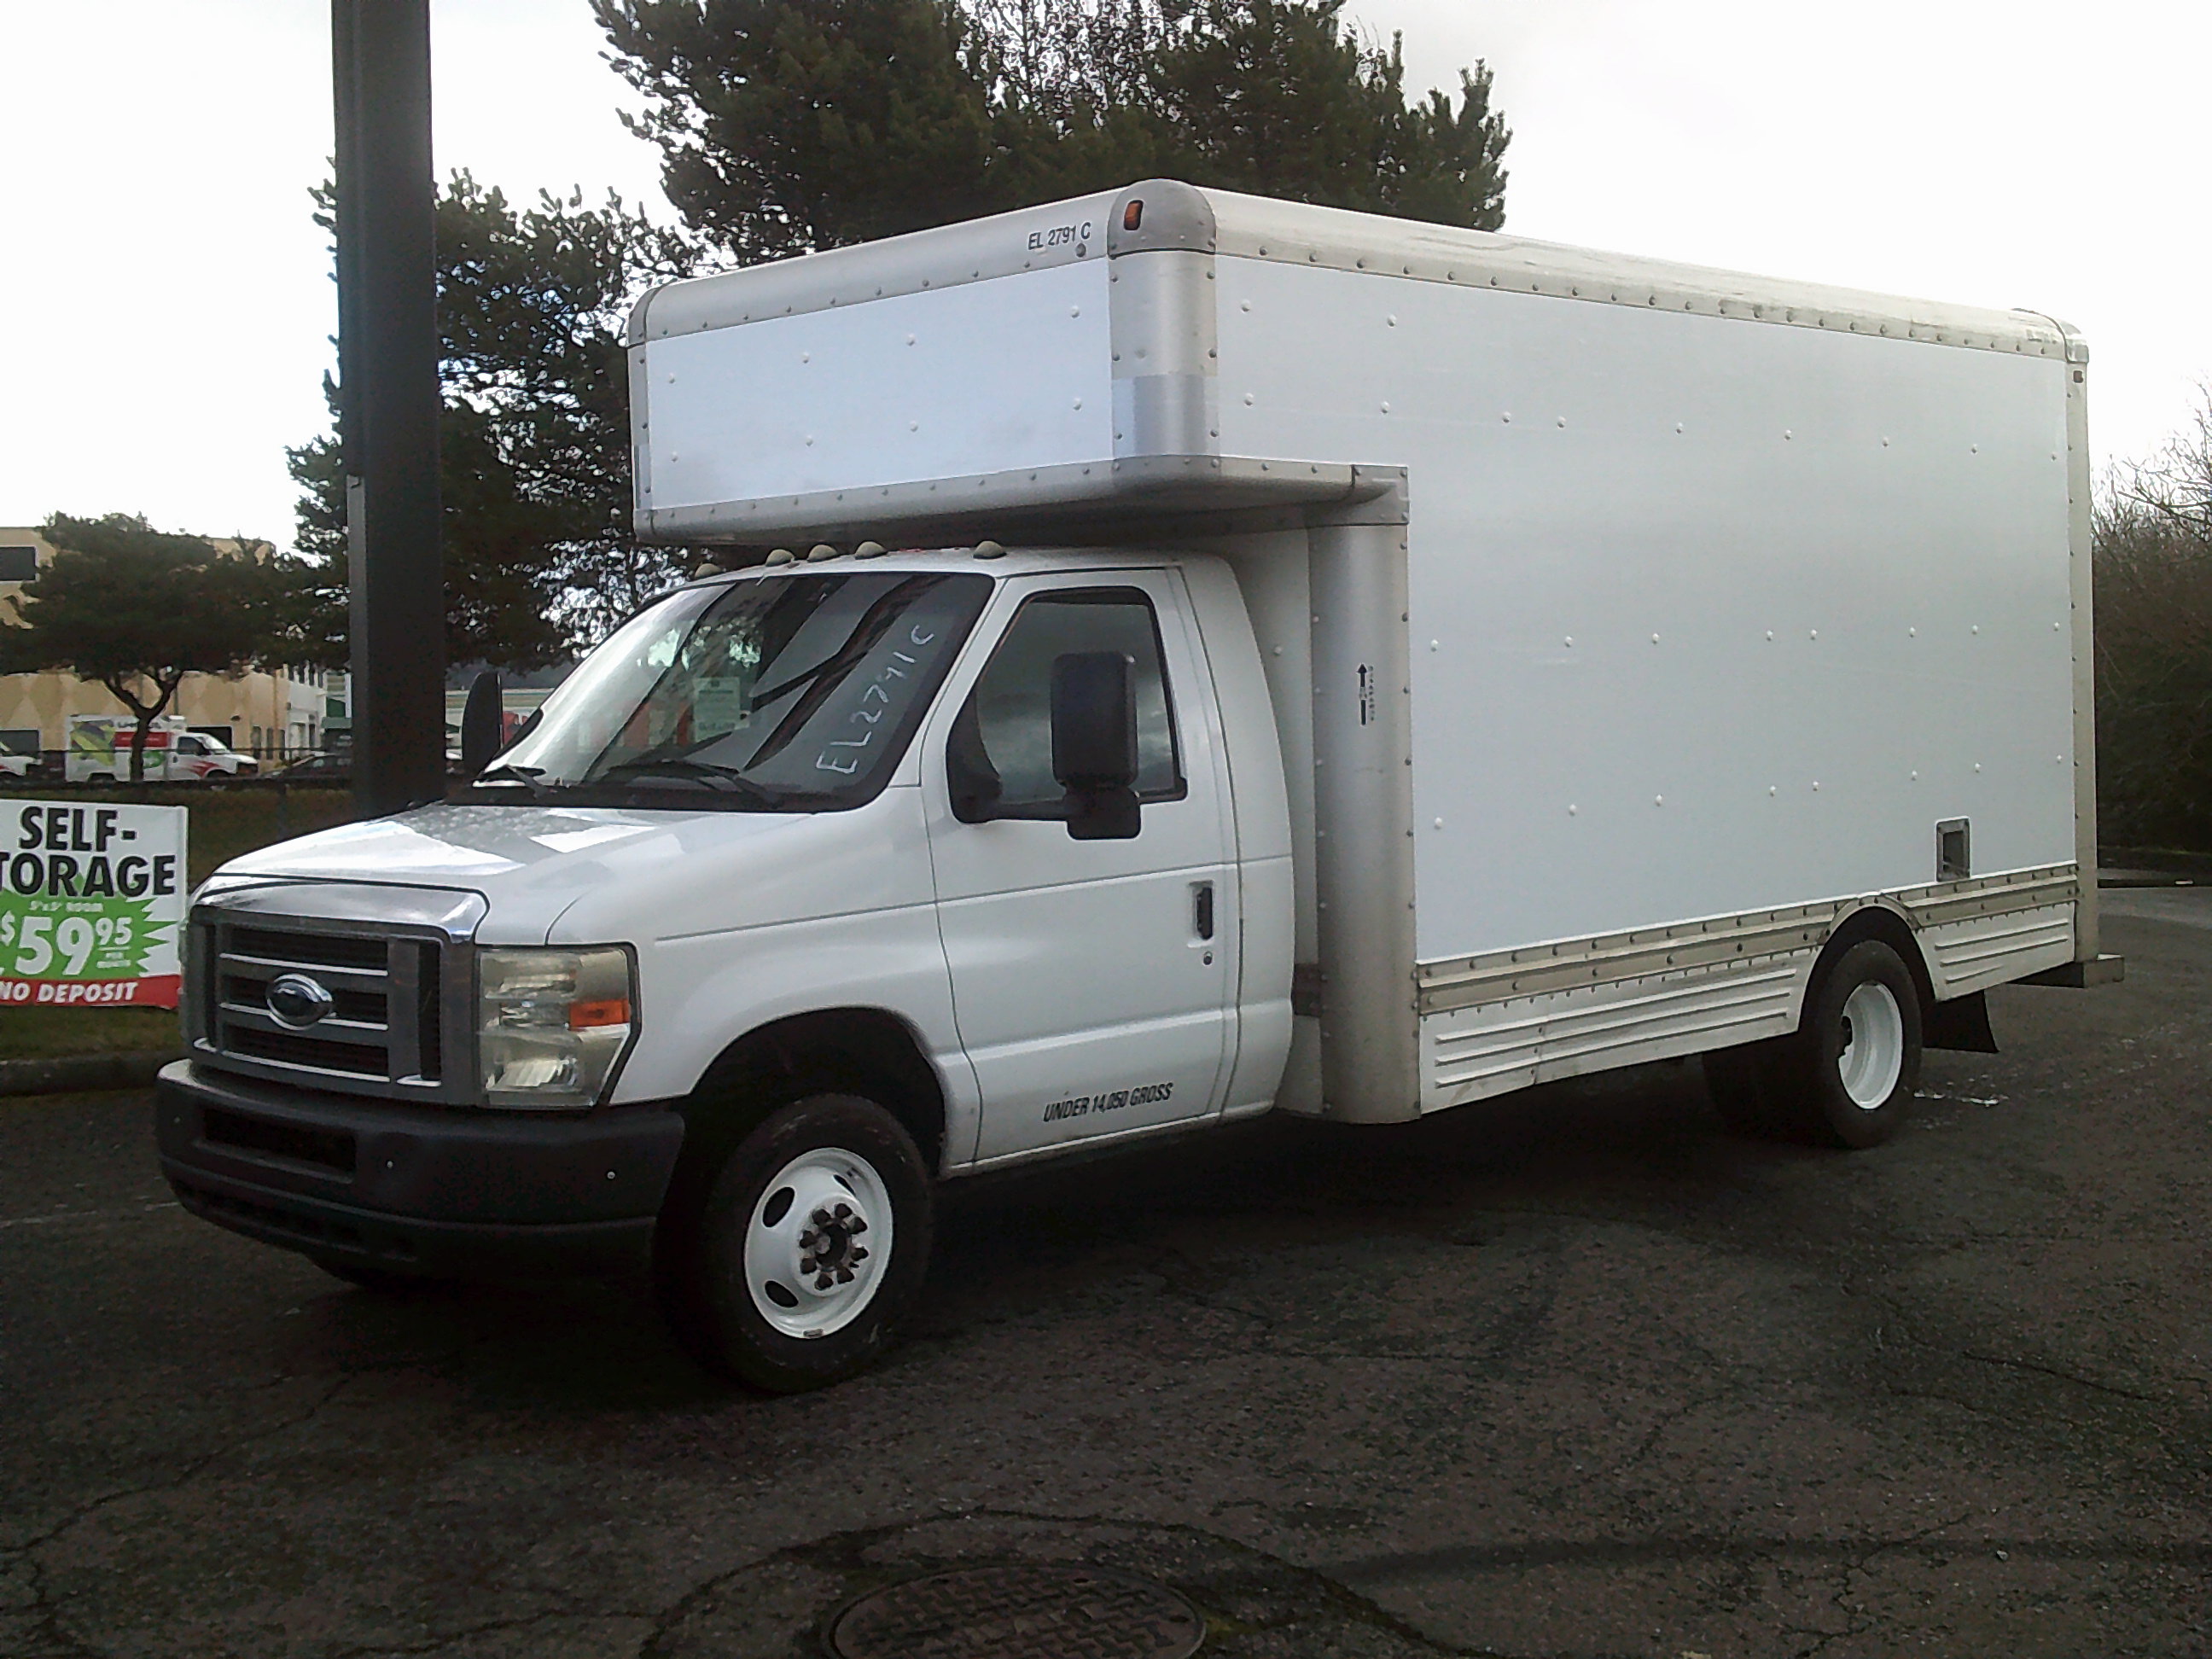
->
(591, 757, 795, 806)
(470, 763, 550, 797)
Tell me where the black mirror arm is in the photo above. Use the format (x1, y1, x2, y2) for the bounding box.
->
(460, 670, 503, 776)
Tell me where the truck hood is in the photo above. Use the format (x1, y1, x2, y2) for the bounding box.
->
(209, 795, 928, 946)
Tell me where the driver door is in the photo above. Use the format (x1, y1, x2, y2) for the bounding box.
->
(924, 571, 1238, 1163)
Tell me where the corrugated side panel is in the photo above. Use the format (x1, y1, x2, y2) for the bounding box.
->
(1920, 903, 2075, 998)
(1422, 958, 1802, 1109)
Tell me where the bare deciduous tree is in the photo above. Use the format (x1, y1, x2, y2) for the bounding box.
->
(2095, 389, 2212, 850)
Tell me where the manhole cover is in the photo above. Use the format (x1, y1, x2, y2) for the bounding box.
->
(827, 1562, 1205, 1659)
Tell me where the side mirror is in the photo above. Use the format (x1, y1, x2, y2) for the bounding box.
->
(460, 669, 503, 776)
(1051, 651, 1140, 841)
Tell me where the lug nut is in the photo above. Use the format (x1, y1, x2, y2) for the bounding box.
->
(847, 1218, 867, 1235)
(812, 1207, 834, 1226)
(834, 1202, 853, 1221)
(835, 1266, 854, 1284)
(815, 1272, 835, 1290)
(850, 1247, 869, 1264)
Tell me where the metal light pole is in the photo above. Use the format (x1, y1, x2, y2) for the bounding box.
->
(332, 0, 445, 815)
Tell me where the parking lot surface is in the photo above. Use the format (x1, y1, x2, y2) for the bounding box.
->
(3, 889, 2207, 1657)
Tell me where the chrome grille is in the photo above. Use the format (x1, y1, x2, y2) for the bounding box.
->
(186, 884, 485, 1103)
(211, 922, 429, 1082)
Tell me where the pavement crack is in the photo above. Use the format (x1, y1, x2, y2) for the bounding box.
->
(1953, 1348, 2180, 1406)
(0, 1371, 358, 1652)
(1793, 1507, 1978, 1659)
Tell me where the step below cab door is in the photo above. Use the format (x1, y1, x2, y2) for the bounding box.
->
(923, 569, 1238, 1164)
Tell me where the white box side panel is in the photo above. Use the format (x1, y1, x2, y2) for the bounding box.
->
(1214, 259, 2076, 963)
(639, 261, 1114, 513)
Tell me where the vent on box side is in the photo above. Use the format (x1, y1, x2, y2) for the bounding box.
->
(1937, 818, 1970, 883)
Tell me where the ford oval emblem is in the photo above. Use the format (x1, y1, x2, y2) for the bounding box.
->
(266, 973, 336, 1029)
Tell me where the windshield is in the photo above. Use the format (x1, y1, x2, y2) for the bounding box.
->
(472, 569, 992, 811)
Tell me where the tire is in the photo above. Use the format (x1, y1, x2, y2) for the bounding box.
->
(657, 1092, 933, 1393)
(311, 1256, 444, 1294)
(1764, 940, 1923, 1149)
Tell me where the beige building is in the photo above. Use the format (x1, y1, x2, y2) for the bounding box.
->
(0, 526, 344, 768)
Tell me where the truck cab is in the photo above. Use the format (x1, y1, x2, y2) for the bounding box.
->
(159, 545, 1293, 1389)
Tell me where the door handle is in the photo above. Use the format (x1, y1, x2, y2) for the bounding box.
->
(1193, 882, 1215, 941)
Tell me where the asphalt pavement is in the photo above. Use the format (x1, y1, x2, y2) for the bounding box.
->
(3, 890, 2207, 1657)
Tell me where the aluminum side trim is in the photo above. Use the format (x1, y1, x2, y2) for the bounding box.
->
(1414, 864, 2077, 1016)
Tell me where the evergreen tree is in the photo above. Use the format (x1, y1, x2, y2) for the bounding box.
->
(289, 175, 701, 667)
(595, 0, 1509, 256)
(296, 3, 1506, 669)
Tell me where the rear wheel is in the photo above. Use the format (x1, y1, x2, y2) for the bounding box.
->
(1764, 940, 1923, 1148)
(657, 1092, 932, 1393)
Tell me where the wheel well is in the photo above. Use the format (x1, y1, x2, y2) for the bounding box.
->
(1811, 904, 1936, 1022)
(681, 1008, 948, 1173)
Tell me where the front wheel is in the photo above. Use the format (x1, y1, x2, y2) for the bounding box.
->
(660, 1093, 933, 1393)
(1767, 940, 1923, 1149)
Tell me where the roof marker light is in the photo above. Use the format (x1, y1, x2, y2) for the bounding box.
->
(765, 548, 796, 566)
(807, 543, 839, 562)
(1122, 199, 1144, 232)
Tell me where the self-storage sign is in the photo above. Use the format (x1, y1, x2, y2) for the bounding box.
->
(2, 802, 187, 1009)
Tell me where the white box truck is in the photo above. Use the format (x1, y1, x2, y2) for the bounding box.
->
(159, 182, 2114, 1390)
(67, 715, 258, 783)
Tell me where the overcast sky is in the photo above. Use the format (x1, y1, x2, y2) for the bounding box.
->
(3, 0, 2203, 548)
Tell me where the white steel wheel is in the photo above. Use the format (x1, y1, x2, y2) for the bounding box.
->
(1769, 938, 1923, 1150)
(742, 1145, 894, 1339)
(667, 1091, 934, 1393)
(1836, 981, 1906, 1110)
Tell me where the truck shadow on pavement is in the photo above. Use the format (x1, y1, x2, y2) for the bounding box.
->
(302, 1057, 1831, 1411)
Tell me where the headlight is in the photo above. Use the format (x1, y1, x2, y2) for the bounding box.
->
(476, 946, 637, 1109)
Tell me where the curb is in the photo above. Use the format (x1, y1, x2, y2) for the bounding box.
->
(0, 1050, 181, 1099)
(2101, 847, 2212, 878)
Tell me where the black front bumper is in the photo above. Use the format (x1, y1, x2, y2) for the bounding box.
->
(155, 1061, 686, 1279)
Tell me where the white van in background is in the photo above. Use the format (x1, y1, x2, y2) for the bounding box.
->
(67, 716, 258, 783)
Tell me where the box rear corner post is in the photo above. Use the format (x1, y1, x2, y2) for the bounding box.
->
(2035, 311, 2118, 987)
